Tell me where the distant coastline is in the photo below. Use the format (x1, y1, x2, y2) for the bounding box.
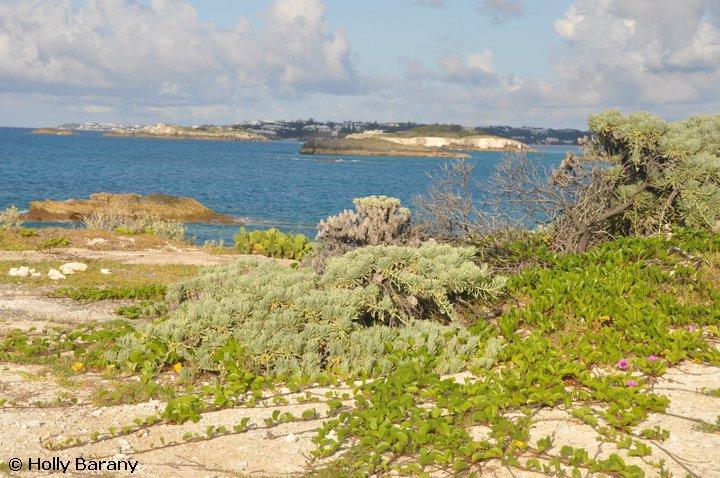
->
(31, 128, 74, 136)
(104, 124, 267, 142)
(300, 138, 471, 158)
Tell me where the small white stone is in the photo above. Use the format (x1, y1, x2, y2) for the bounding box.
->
(15, 266, 30, 277)
(31, 272, 41, 277)
(47, 269, 66, 280)
(100, 268, 111, 275)
(118, 438, 132, 451)
(8, 268, 18, 276)
(283, 433, 299, 443)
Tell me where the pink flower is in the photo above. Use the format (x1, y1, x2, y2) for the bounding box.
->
(647, 355, 660, 362)
(626, 380, 638, 387)
(687, 325, 698, 332)
(616, 359, 629, 370)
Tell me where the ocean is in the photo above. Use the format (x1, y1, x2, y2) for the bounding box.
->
(0, 127, 575, 243)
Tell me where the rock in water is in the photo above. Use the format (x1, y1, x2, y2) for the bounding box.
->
(48, 269, 66, 280)
(23, 192, 237, 223)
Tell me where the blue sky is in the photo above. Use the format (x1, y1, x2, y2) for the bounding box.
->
(1, 0, 718, 128)
(187, 1, 570, 80)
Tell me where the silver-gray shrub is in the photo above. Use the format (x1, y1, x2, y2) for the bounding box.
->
(0, 205, 23, 230)
(109, 243, 505, 378)
(316, 195, 413, 252)
(321, 244, 506, 325)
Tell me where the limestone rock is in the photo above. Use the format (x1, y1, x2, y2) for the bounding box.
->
(60, 262, 88, 275)
(47, 269, 66, 280)
(8, 266, 30, 277)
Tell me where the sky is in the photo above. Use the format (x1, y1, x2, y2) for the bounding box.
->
(0, 0, 718, 128)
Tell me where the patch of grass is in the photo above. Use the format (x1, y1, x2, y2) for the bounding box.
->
(52, 284, 167, 302)
(38, 236, 70, 249)
(0, 260, 199, 288)
(0, 227, 189, 252)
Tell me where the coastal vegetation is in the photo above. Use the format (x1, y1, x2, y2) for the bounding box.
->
(0, 205, 22, 230)
(0, 109, 719, 476)
(83, 209, 187, 242)
(417, 109, 720, 251)
(316, 195, 413, 255)
(396, 124, 479, 138)
(234, 227, 313, 260)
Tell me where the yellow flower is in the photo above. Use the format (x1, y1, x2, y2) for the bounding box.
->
(513, 440, 526, 449)
(172, 363, 183, 373)
(598, 315, 611, 323)
(71, 362, 84, 372)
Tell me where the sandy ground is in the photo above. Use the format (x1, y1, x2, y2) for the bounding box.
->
(0, 247, 240, 267)
(0, 247, 718, 477)
(0, 360, 718, 477)
(0, 284, 120, 333)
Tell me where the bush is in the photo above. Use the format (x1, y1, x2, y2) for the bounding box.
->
(585, 110, 720, 235)
(38, 236, 70, 249)
(108, 244, 504, 377)
(321, 244, 506, 325)
(234, 227, 312, 260)
(414, 110, 720, 252)
(316, 195, 413, 253)
(82, 209, 186, 241)
(0, 205, 23, 230)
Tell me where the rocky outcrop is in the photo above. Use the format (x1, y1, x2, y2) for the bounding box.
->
(23, 193, 237, 223)
(106, 124, 267, 142)
(31, 128, 74, 136)
(346, 131, 529, 152)
(300, 138, 470, 158)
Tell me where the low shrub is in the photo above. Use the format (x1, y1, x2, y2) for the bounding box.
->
(316, 195, 413, 253)
(0, 205, 23, 230)
(83, 210, 186, 241)
(233, 227, 312, 260)
(321, 244, 506, 325)
(54, 285, 167, 302)
(38, 236, 70, 249)
(108, 243, 504, 377)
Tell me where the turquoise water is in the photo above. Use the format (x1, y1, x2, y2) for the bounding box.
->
(0, 127, 574, 243)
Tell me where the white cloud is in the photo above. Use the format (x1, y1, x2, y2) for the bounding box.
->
(549, 0, 720, 106)
(0, 0, 357, 103)
(478, 0, 525, 24)
(1, 0, 719, 128)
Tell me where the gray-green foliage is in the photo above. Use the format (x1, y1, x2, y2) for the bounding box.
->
(587, 110, 720, 233)
(109, 244, 504, 378)
(321, 244, 506, 325)
(316, 195, 413, 253)
(0, 205, 23, 230)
